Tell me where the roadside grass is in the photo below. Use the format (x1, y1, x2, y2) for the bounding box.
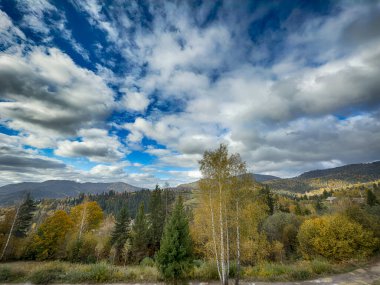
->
(0, 258, 370, 283)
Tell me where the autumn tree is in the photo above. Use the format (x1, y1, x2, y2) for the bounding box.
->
(70, 201, 103, 239)
(196, 144, 258, 285)
(298, 214, 379, 261)
(156, 196, 193, 282)
(29, 210, 74, 260)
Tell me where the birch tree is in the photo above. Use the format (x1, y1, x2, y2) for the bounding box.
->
(198, 144, 250, 285)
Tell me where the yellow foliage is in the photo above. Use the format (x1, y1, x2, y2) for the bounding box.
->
(297, 214, 379, 261)
(32, 210, 74, 260)
(70, 201, 103, 234)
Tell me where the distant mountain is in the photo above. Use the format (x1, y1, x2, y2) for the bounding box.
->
(0, 180, 142, 206)
(175, 173, 280, 190)
(252, 173, 280, 182)
(265, 161, 380, 194)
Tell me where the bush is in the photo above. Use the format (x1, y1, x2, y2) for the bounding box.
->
(0, 266, 25, 282)
(30, 267, 64, 284)
(86, 262, 119, 283)
(298, 214, 379, 261)
(140, 257, 155, 267)
(190, 261, 219, 280)
(290, 268, 312, 280)
(67, 234, 97, 263)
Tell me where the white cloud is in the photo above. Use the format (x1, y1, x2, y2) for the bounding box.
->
(55, 128, 128, 162)
(0, 47, 115, 148)
(120, 91, 150, 112)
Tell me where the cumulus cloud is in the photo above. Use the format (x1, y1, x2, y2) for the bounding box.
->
(120, 91, 150, 112)
(1, 1, 380, 186)
(55, 129, 128, 162)
(0, 47, 115, 147)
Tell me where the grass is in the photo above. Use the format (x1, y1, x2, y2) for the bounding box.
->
(242, 258, 363, 282)
(0, 258, 370, 283)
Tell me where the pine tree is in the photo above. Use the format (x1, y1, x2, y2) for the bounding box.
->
(110, 206, 130, 263)
(367, 189, 378, 206)
(148, 185, 165, 255)
(14, 193, 36, 238)
(156, 196, 193, 282)
(130, 202, 149, 263)
(261, 186, 275, 215)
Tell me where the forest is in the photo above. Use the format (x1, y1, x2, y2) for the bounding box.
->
(1, 145, 380, 284)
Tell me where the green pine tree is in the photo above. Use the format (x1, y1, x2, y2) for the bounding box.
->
(148, 185, 165, 255)
(156, 196, 193, 282)
(14, 193, 36, 238)
(367, 189, 378, 206)
(110, 206, 130, 263)
(131, 202, 149, 263)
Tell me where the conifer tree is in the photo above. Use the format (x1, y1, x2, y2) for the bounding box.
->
(130, 203, 149, 263)
(110, 206, 130, 263)
(148, 185, 165, 255)
(14, 193, 36, 237)
(156, 196, 193, 282)
(367, 189, 378, 206)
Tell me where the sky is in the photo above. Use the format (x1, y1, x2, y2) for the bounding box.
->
(0, 0, 380, 188)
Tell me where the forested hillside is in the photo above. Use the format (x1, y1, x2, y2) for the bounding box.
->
(266, 161, 380, 193)
(0, 180, 142, 206)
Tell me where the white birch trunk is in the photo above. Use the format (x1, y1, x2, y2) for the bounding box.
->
(209, 188, 222, 281)
(218, 180, 227, 285)
(235, 200, 241, 285)
(1, 204, 20, 260)
(78, 203, 87, 239)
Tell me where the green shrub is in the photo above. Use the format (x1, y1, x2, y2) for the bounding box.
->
(190, 261, 219, 280)
(30, 267, 64, 284)
(0, 267, 25, 282)
(86, 262, 117, 283)
(140, 257, 155, 267)
(290, 268, 312, 280)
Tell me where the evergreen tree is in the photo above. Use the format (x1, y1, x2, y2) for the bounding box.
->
(148, 185, 165, 255)
(156, 196, 193, 282)
(131, 202, 149, 263)
(367, 189, 378, 206)
(261, 186, 275, 215)
(110, 206, 130, 263)
(14, 193, 36, 237)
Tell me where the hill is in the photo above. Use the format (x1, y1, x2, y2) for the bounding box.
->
(0, 180, 142, 206)
(175, 173, 280, 190)
(265, 161, 380, 194)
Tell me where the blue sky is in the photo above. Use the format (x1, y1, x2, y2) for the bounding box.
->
(0, 0, 380, 187)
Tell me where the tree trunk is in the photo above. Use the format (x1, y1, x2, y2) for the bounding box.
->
(235, 200, 241, 285)
(209, 188, 222, 281)
(218, 180, 227, 285)
(1, 204, 20, 261)
(78, 203, 87, 239)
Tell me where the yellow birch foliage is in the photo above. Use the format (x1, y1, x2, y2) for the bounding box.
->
(70, 201, 103, 233)
(298, 214, 379, 261)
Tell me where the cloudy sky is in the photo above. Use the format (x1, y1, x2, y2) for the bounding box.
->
(0, 0, 380, 188)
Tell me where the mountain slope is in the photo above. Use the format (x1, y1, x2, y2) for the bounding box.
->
(175, 173, 280, 190)
(0, 180, 142, 205)
(264, 161, 380, 194)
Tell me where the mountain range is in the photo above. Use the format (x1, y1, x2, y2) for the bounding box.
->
(0, 180, 141, 206)
(0, 161, 379, 205)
